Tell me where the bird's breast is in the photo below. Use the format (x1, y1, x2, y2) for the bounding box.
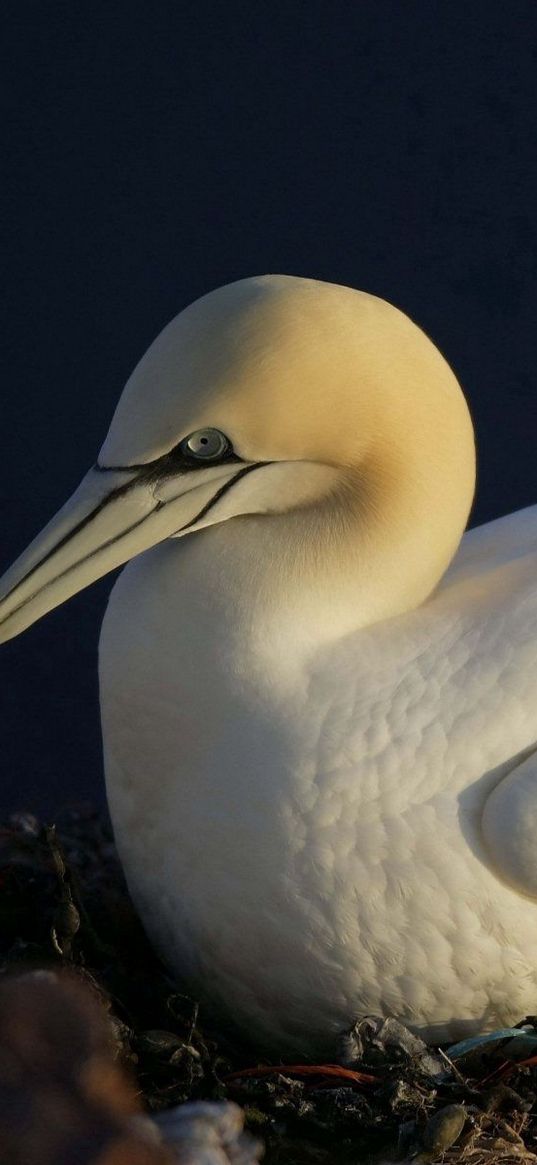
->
(97, 527, 537, 1051)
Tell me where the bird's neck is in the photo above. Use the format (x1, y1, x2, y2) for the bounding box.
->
(171, 444, 473, 681)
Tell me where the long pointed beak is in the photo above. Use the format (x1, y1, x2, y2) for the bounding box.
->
(0, 461, 253, 644)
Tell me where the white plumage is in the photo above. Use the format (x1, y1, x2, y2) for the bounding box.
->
(1, 275, 536, 1054)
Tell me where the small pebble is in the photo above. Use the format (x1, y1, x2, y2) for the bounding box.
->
(421, 1103, 466, 1154)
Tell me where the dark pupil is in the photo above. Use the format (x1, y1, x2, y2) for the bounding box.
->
(200, 437, 208, 445)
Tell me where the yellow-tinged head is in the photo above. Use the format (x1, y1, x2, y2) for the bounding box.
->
(0, 275, 475, 643)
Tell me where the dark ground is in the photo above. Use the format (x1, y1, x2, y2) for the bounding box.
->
(3, 804, 537, 1164)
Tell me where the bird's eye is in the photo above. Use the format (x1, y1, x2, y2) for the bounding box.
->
(179, 428, 231, 461)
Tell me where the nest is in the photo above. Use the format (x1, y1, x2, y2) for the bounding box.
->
(2, 804, 537, 1164)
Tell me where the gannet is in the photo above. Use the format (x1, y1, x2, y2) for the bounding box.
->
(1, 275, 537, 1055)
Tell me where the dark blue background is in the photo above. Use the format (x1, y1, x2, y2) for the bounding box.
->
(2, 1, 536, 813)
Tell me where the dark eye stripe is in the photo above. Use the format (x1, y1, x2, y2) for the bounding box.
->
(97, 432, 238, 475)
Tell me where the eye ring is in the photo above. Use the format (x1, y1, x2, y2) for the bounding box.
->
(179, 428, 231, 461)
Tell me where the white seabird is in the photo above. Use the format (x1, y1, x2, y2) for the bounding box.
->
(1, 274, 537, 1054)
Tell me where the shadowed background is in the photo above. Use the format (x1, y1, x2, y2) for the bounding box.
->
(2, 1, 536, 812)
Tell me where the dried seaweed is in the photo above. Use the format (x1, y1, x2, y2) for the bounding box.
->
(2, 805, 537, 1164)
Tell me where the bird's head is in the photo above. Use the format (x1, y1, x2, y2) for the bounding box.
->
(0, 274, 475, 643)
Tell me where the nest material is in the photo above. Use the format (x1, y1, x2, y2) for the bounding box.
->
(2, 804, 537, 1165)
